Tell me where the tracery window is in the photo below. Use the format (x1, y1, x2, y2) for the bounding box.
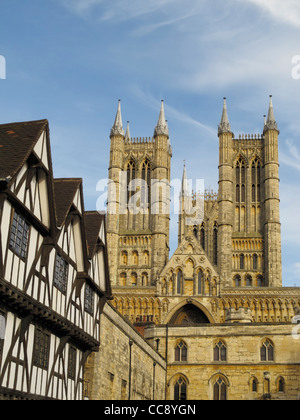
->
(174, 377, 187, 401)
(214, 341, 227, 362)
(261, 339, 274, 362)
(213, 377, 227, 401)
(175, 341, 188, 362)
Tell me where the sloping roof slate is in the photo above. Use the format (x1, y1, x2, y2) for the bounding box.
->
(53, 178, 82, 227)
(85, 211, 105, 259)
(0, 119, 48, 180)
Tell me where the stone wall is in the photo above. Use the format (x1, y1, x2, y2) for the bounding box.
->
(145, 323, 300, 400)
(85, 303, 166, 400)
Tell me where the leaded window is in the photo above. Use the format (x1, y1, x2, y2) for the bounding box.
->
(10, 211, 30, 259)
(54, 253, 69, 293)
(68, 346, 77, 380)
(85, 283, 94, 314)
(33, 328, 51, 369)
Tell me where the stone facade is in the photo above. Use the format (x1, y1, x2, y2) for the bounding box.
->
(85, 303, 166, 400)
(105, 97, 300, 400)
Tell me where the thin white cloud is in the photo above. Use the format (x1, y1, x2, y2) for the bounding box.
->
(130, 84, 216, 136)
(242, 0, 300, 27)
(280, 140, 300, 172)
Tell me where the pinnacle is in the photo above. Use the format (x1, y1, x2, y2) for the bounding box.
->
(110, 100, 125, 138)
(154, 100, 169, 138)
(218, 97, 232, 136)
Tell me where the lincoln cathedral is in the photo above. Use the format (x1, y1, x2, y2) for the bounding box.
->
(0, 97, 299, 400)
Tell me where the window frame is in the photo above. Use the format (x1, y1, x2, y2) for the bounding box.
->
(33, 327, 51, 370)
(9, 210, 30, 260)
(84, 282, 95, 315)
(214, 340, 227, 362)
(54, 252, 69, 294)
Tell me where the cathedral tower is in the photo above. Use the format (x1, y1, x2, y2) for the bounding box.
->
(106, 100, 172, 287)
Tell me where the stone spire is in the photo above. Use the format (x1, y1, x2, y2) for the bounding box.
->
(125, 121, 130, 141)
(263, 95, 279, 134)
(218, 97, 232, 136)
(154, 100, 169, 138)
(180, 163, 189, 198)
(110, 100, 125, 138)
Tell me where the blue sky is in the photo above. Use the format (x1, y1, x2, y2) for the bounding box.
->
(0, 0, 300, 286)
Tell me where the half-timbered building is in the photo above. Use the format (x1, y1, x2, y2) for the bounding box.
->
(0, 120, 112, 400)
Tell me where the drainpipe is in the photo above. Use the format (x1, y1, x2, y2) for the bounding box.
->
(128, 340, 133, 400)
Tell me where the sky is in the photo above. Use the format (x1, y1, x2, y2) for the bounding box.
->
(0, 0, 300, 286)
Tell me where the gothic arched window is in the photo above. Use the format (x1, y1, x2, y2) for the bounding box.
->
(214, 340, 227, 362)
(277, 377, 285, 393)
(175, 341, 188, 362)
(236, 158, 246, 203)
(200, 224, 205, 250)
(253, 254, 258, 270)
(234, 275, 241, 287)
(213, 377, 227, 401)
(141, 160, 151, 207)
(174, 377, 187, 401)
(127, 160, 136, 203)
(251, 158, 261, 203)
(177, 270, 182, 294)
(240, 254, 245, 270)
(261, 339, 274, 362)
(246, 275, 252, 287)
(251, 377, 258, 393)
(198, 271, 203, 295)
(213, 224, 218, 266)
